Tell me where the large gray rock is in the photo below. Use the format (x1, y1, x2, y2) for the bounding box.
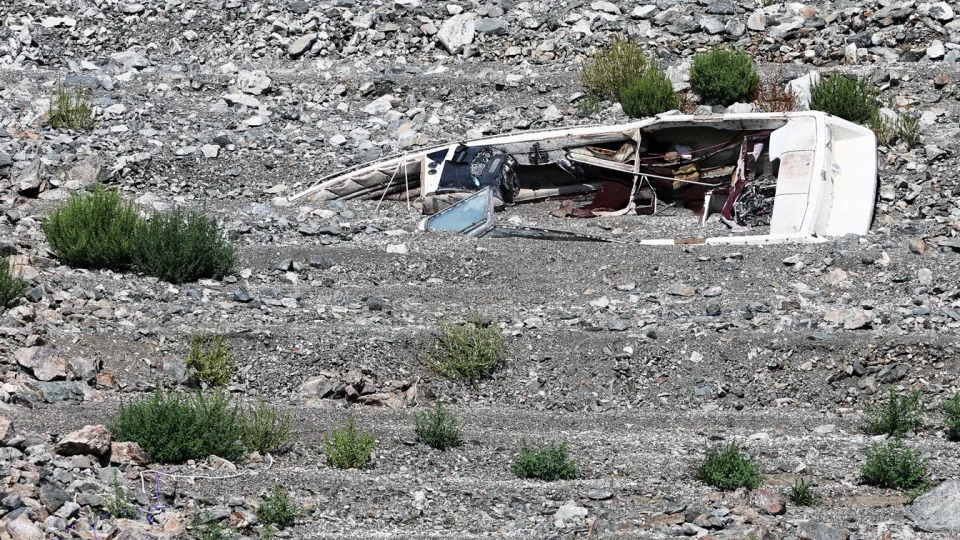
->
(237, 70, 271, 95)
(56, 425, 111, 457)
(437, 13, 475, 54)
(288, 33, 317, 57)
(16, 160, 43, 196)
(14, 346, 69, 381)
(911, 480, 960, 531)
(796, 521, 849, 540)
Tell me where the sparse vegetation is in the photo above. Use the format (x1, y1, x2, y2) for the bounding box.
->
(133, 208, 235, 284)
(0, 256, 28, 308)
(789, 477, 816, 506)
(193, 515, 234, 540)
(426, 314, 506, 383)
(414, 402, 463, 451)
(324, 414, 375, 469)
(864, 389, 923, 438)
(620, 66, 679, 118)
(186, 330, 234, 386)
(897, 113, 921, 148)
(257, 485, 300, 529)
(869, 114, 897, 146)
(809, 74, 879, 125)
(689, 49, 760, 107)
(696, 442, 761, 491)
(511, 440, 579, 481)
(109, 390, 246, 464)
(575, 93, 603, 116)
(943, 393, 960, 441)
(241, 399, 292, 455)
(753, 66, 799, 113)
(43, 185, 141, 272)
(860, 440, 929, 492)
(579, 37, 648, 101)
(104, 472, 139, 519)
(47, 86, 95, 131)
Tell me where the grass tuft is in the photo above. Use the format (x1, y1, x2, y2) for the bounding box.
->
(869, 115, 897, 146)
(864, 389, 922, 438)
(426, 314, 506, 383)
(620, 66, 679, 118)
(943, 393, 960, 441)
(133, 208, 235, 284)
(241, 399, 292, 455)
(860, 440, 929, 492)
(789, 477, 816, 506)
(414, 402, 463, 451)
(0, 256, 28, 308)
(257, 485, 300, 529)
(690, 49, 760, 107)
(897, 113, 921, 148)
(809, 74, 879, 125)
(696, 442, 762, 491)
(47, 86, 95, 131)
(43, 185, 141, 271)
(579, 37, 648, 101)
(324, 414, 375, 469)
(511, 440, 579, 481)
(186, 330, 234, 386)
(104, 472, 139, 519)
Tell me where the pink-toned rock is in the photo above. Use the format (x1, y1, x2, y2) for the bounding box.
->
(0, 417, 16, 446)
(110, 441, 151, 466)
(750, 488, 787, 515)
(356, 392, 406, 409)
(56, 424, 111, 457)
(6, 513, 43, 540)
(13, 346, 69, 381)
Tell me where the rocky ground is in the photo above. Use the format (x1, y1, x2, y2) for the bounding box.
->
(4, 0, 960, 538)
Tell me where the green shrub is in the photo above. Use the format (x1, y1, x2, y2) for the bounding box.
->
(0, 256, 28, 308)
(257, 485, 300, 529)
(860, 440, 929, 491)
(575, 93, 603, 116)
(426, 315, 506, 383)
(324, 414, 375, 469)
(696, 442, 761, 490)
(415, 402, 463, 451)
(511, 440, 579, 481)
(789, 477, 816, 506)
(689, 49, 760, 107)
(43, 185, 141, 271)
(579, 37, 648, 101)
(186, 330, 234, 386)
(47, 86, 95, 131)
(943, 393, 960, 441)
(109, 390, 246, 464)
(104, 472, 139, 519)
(241, 399, 292, 455)
(809, 74, 879, 125)
(133, 208, 235, 284)
(864, 389, 922, 438)
(620, 67, 679, 118)
(869, 115, 897, 146)
(897, 113, 921, 148)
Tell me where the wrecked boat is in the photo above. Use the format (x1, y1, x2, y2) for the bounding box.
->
(290, 111, 877, 245)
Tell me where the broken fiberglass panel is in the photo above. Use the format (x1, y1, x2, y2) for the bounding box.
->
(422, 187, 495, 236)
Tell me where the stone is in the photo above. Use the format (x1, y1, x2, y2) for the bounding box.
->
(700, 16, 726, 34)
(437, 13, 475, 54)
(921, 2, 955, 21)
(6, 514, 43, 540)
(67, 155, 106, 186)
(14, 346, 69, 381)
(747, 10, 766, 31)
(591, 1, 619, 14)
(666, 283, 696, 296)
(111, 441, 151, 466)
(750, 489, 786, 515)
(475, 18, 508, 35)
(40, 483, 69, 512)
(56, 425, 111, 457)
(796, 521, 849, 540)
(910, 479, 960, 531)
(237, 70, 271, 95)
(554, 501, 588, 527)
(288, 33, 317, 58)
(16, 160, 43, 196)
(364, 94, 394, 115)
(928, 40, 946, 60)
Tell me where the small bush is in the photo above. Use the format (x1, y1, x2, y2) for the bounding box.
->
(579, 37, 648, 101)
(789, 477, 816, 506)
(324, 414, 375, 469)
(689, 49, 760, 107)
(696, 442, 761, 491)
(943, 393, 960, 441)
(104, 472, 139, 519)
(0, 256, 28, 308)
(47, 86, 95, 131)
(809, 74, 879, 125)
(864, 389, 922, 438)
(193, 515, 234, 540)
(109, 390, 246, 464)
(415, 402, 463, 451)
(575, 93, 603, 116)
(511, 440, 579, 481)
(257, 485, 300, 529)
(869, 115, 897, 146)
(897, 113, 921, 148)
(242, 399, 292, 455)
(133, 208, 235, 284)
(43, 185, 141, 271)
(186, 330, 234, 386)
(426, 314, 506, 383)
(620, 67, 679, 118)
(860, 440, 929, 491)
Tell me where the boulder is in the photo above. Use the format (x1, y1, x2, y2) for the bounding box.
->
(56, 425, 111, 457)
(750, 489, 786, 515)
(437, 13, 475, 54)
(111, 441, 152, 466)
(911, 480, 960, 531)
(14, 346, 70, 381)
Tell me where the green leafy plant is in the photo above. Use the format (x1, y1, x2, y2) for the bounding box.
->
(425, 314, 506, 383)
(324, 414, 375, 469)
(43, 185, 141, 271)
(575, 93, 603, 116)
(943, 393, 960, 441)
(696, 442, 762, 491)
(620, 66, 679, 118)
(869, 115, 897, 146)
(511, 440, 579, 481)
(241, 399, 292, 455)
(809, 74, 879, 125)
(689, 49, 760, 107)
(109, 390, 246, 464)
(193, 514, 234, 540)
(860, 440, 929, 491)
(0, 256, 28, 308)
(133, 208, 235, 284)
(864, 389, 923, 438)
(414, 402, 463, 451)
(579, 37, 648, 101)
(257, 485, 300, 529)
(104, 472, 139, 519)
(897, 113, 921, 148)
(186, 330, 234, 386)
(47, 86, 95, 131)
(789, 477, 816, 506)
